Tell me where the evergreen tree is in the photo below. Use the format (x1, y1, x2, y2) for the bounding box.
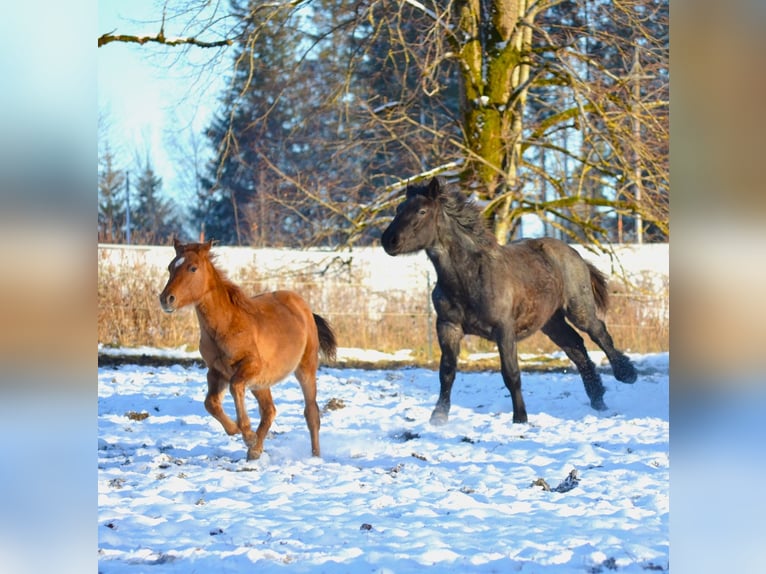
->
(132, 155, 178, 244)
(202, 0, 465, 246)
(200, 0, 304, 245)
(98, 142, 126, 243)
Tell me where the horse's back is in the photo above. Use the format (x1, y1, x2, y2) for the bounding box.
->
(249, 290, 313, 320)
(511, 237, 590, 276)
(509, 236, 577, 258)
(501, 237, 576, 285)
(246, 290, 316, 346)
(517, 237, 606, 311)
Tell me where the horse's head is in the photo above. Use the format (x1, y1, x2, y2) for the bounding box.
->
(381, 177, 444, 256)
(159, 239, 213, 313)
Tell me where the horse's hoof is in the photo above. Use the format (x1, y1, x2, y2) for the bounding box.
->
(246, 447, 263, 461)
(614, 358, 637, 384)
(430, 411, 449, 426)
(591, 398, 608, 411)
(619, 371, 637, 384)
(512, 414, 528, 424)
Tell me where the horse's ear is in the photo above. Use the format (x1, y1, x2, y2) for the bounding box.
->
(173, 237, 184, 255)
(426, 177, 442, 199)
(201, 240, 213, 254)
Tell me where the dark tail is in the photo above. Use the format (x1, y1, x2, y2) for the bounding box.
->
(587, 262, 609, 313)
(313, 313, 337, 363)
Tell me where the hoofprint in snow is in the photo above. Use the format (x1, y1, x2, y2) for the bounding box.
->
(98, 352, 669, 573)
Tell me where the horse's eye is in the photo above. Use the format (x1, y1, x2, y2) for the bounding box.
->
(189, 265, 198, 272)
(418, 208, 427, 216)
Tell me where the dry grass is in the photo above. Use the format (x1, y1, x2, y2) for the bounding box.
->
(513, 274, 669, 357)
(98, 254, 199, 349)
(98, 258, 668, 365)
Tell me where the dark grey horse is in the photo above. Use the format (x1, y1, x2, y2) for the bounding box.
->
(381, 177, 636, 425)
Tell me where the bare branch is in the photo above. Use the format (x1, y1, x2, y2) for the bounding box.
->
(383, 160, 465, 195)
(98, 31, 232, 48)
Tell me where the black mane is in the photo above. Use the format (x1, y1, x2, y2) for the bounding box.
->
(440, 187, 497, 251)
(409, 178, 498, 252)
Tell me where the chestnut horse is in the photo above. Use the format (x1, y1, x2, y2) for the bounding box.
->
(382, 177, 636, 425)
(159, 239, 337, 460)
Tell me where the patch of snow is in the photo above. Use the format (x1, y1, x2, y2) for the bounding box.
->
(99, 351, 668, 572)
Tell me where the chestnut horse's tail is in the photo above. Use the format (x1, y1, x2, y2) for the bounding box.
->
(587, 262, 609, 314)
(313, 313, 338, 363)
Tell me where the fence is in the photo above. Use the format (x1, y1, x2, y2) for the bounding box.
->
(98, 243, 668, 361)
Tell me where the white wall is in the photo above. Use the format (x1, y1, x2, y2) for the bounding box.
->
(98, 243, 667, 286)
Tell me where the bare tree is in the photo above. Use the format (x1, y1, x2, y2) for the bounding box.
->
(99, 0, 668, 246)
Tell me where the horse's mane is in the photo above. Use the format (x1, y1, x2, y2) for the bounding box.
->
(187, 245, 255, 310)
(440, 188, 497, 250)
(222, 274, 254, 310)
(409, 178, 497, 252)
(211, 256, 255, 310)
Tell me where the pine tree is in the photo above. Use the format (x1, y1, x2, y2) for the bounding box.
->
(200, 0, 304, 245)
(202, 0, 464, 246)
(132, 155, 178, 244)
(98, 143, 126, 243)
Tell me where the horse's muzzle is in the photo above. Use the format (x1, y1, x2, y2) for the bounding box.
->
(381, 229, 400, 255)
(159, 292, 176, 313)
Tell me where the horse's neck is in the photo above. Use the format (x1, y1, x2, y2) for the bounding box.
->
(194, 270, 241, 336)
(427, 234, 491, 293)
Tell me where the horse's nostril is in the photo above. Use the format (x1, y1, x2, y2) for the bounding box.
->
(381, 230, 395, 248)
(167, 294, 175, 304)
(382, 233, 399, 255)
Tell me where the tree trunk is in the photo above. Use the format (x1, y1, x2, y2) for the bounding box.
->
(457, 0, 532, 244)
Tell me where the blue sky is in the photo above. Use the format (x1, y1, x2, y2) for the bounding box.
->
(98, 1, 229, 202)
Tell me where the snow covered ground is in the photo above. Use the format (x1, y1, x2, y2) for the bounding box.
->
(98, 351, 668, 573)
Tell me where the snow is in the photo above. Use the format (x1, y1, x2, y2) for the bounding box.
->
(98, 350, 668, 572)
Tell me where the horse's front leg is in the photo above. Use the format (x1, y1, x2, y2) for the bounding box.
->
(246, 387, 276, 460)
(496, 328, 528, 423)
(229, 360, 266, 459)
(431, 320, 463, 425)
(203, 368, 240, 435)
(228, 378, 257, 455)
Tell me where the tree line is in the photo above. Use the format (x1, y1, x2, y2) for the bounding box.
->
(98, 0, 668, 248)
(97, 138, 182, 245)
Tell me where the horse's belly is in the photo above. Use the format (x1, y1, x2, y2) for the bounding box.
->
(514, 322, 540, 341)
(462, 304, 550, 341)
(463, 318, 494, 340)
(512, 304, 555, 340)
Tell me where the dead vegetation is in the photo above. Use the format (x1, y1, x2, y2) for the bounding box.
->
(98, 256, 668, 365)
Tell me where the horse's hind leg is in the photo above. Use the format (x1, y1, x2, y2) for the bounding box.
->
(542, 310, 607, 411)
(295, 357, 321, 457)
(565, 302, 637, 384)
